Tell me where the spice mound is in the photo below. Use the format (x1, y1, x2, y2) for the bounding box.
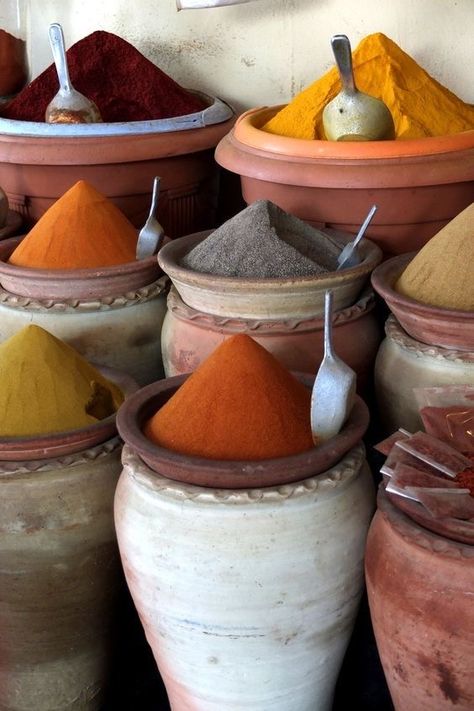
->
(0, 325, 124, 437)
(395, 203, 474, 311)
(1, 30, 207, 123)
(144, 334, 315, 460)
(0, 28, 28, 98)
(181, 199, 342, 278)
(8, 180, 138, 270)
(263, 32, 474, 141)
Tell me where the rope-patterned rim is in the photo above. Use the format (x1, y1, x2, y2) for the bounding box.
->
(385, 315, 474, 363)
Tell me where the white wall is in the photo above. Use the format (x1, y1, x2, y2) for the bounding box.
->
(29, 0, 474, 114)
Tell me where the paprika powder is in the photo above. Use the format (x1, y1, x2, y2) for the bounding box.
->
(145, 334, 316, 460)
(0, 28, 28, 98)
(2, 30, 206, 123)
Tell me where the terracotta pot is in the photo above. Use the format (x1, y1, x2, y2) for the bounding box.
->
(215, 106, 474, 258)
(0, 437, 123, 711)
(371, 252, 474, 351)
(114, 421, 375, 710)
(0, 108, 235, 234)
(161, 285, 382, 395)
(365, 487, 474, 711)
(0, 283, 168, 386)
(374, 316, 474, 435)
(157, 228, 382, 319)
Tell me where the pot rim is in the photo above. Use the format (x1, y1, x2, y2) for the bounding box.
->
(232, 105, 474, 161)
(115, 372, 369, 489)
(0, 364, 137, 461)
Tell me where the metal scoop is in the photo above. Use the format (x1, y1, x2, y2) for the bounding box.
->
(136, 177, 165, 260)
(323, 35, 395, 142)
(45, 23, 102, 124)
(337, 204, 377, 270)
(310, 290, 357, 443)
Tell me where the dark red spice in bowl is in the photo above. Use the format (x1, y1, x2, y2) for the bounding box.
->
(1, 30, 207, 123)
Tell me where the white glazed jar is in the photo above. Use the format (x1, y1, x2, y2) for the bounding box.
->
(114, 442, 375, 711)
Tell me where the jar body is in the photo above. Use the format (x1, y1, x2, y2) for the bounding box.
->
(365, 488, 474, 710)
(0, 1, 29, 101)
(115, 443, 375, 711)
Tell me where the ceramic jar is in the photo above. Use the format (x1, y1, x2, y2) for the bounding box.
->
(0, 437, 123, 711)
(365, 487, 474, 711)
(374, 316, 474, 435)
(161, 285, 382, 394)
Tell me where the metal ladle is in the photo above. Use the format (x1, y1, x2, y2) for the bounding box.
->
(136, 177, 165, 260)
(45, 23, 102, 124)
(323, 34, 395, 142)
(336, 204, 377, 270)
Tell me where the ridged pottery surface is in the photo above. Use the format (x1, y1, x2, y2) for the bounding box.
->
(161, 285, 382, 395)
(0, 279, 168, 386)
(365, 487, 474, 711)
(0, 437, 123, 710)
(215, 106, 474, 258)
(374, 316, 474, 435)
(114, 442, 375, 711)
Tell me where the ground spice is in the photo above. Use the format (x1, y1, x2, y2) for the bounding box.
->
(263, 32, 474, 140)
(181, 199, 342, 277)
(395, 203, 474, 310)
(455, 468, 474, 497)
(0, 325, 124, 437)
(0, 28, 28, 97)
(8, 180, 138, 269)
(1, 30, 206, 123)
(144, 334, 316, 460)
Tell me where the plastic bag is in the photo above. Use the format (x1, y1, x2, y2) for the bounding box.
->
(414, 385, 474, 453)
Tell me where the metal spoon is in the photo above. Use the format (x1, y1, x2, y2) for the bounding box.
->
(136, 177, 165, 260)
(310, 290, 357, 443)
(337, 204, 377, 270)
(323, 35, 395, 142)
(45, 23, 102, 124)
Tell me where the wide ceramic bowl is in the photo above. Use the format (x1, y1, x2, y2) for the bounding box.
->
(158, 229, 382, 319)
(215, 106, 474, 258)
(0, 236, 163, 299)
(116, 372, 369, 489)
(0, 365, 137, 461)
(371, 253, 474, 351)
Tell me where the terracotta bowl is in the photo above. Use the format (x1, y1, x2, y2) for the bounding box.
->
(0, 236, 163, 299)
(0, 365, 138, 461)
(215, 106, 474, 258)
(371, 253, 474, 351)
(158, 229, 382, 319)
(0, 94, 235, 235)
(116, 372, 369, 489)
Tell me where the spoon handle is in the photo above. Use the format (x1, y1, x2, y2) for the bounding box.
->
(323, 289, 335, 360)
(331, 34, 357, 93)
(49, 23, 72, 93)
(353, 204, 377, 248)
(150, 176, 161, 218)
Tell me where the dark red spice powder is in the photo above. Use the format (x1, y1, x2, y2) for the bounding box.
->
(1, 30, 207, 122)
(0, 28, 28, 97)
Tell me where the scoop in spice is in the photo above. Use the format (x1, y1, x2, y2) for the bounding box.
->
(181, 199, 342, 278)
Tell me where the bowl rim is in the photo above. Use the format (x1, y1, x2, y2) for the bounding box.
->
(115, 371, 370, 489)
(231, 105, 474, 161)
(371, 252, 474, 318)
(158, 228, 383, 290)
(0, 364, 138, 461)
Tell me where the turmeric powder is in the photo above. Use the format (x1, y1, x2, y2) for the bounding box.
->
(395, 203, 474, 311)
(0, 325, 124, 437)
(8, 180, 138, 269)
(263, 32, 474, 140)
(144, 334, 316, 460)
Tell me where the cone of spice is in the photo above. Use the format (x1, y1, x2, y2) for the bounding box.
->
(144, 334, 316, 460)
(8, 180, 138, 270)
(0, 325, 124, 437)
(395, 203, 474, 311)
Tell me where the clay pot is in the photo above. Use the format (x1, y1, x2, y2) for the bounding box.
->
(0, 238, 169, 385)
(114, 374, 374, 710)
(0, 366, 136, 710)
(365, 487, 474, 711)
(0, 100, 235, 234)
(374, 316, 474, 435)
(371, 252, 474, 351)
(157, 228, 382, 319)
(215, 106, 474, 258)
(161, 285, 382, 395)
